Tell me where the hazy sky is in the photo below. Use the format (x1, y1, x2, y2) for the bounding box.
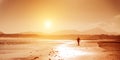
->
(0, 0, 120, 33)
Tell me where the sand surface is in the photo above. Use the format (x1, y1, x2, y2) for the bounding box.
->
(0, 38, 120, 60)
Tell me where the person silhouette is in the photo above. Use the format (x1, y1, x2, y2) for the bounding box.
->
(77, 37, 80, 46)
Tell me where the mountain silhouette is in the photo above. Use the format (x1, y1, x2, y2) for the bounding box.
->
(52, 27, 116, 35)
(80, 27, 108, 35)
(52, 30, 81, 35)
(19, 27, 118, 35)
(19, 32, 44, 35)
(0, 32, 4, 34)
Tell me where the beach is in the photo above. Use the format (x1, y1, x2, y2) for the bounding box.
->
(0, 38, 120, 60)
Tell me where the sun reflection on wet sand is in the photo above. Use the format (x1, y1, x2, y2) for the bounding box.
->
(54, 44, 95, 58)
(48, 40, 103, 60)
(49, 42, 95, 60)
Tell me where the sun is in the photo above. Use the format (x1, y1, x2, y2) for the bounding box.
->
(44, 20, 52, 29)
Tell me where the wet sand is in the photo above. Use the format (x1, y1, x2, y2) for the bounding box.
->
(0, 38, 120, 60)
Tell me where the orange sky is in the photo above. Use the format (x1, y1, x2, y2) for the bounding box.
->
(0, 0, 120, 33)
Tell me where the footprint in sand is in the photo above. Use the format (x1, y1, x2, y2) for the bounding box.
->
(30, 56, 40, 60)
(49, 49, 64, 60)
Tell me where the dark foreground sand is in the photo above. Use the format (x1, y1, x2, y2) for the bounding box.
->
(0, 38, 120, 60)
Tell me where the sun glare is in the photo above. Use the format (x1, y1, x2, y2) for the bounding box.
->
(44, 20, 52, 29)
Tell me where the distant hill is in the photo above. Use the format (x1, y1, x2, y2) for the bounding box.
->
(18, 27, 118, 35)
(52, 27, 118, 35)
(0, 32, 4, 34)
(81, 27, 119, 35)
(80, 27, 108, 35)
(52, 30, 81, 35)
(19, 32, 44, 35)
